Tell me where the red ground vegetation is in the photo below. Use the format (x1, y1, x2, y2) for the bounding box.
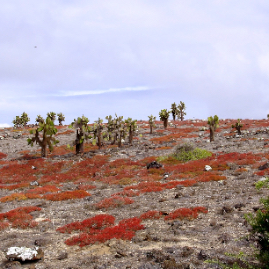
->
(0, 206, 41, 230)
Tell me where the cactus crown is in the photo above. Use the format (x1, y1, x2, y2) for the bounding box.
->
(70, 115, 89, 130)
(232, 119, 243, 129)
(159, 109, 170, 120)
(57, 113, 65, 123)
(148, 115, 156, 125)
(36, 115, 44, 124)
(13, 112, 30, 127)
(171, 102, 178, 112)
(125, 118, 137, 129)
(47, 112, 56, 122)
(207, 115, 219, 128)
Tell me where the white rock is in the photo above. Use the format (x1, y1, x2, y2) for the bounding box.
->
(259, 177, 268, 182)
(6, 247, 40, 261)
(205, 165, 212, 171)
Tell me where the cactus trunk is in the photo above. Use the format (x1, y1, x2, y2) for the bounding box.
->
(209, 126, 215, 142)
(129, 128, 133, 145)
(41, 145, 47, 158)
(164, 118, 168, 129)
(75, 130, 84, 154)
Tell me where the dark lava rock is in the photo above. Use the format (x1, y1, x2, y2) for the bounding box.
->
(258, 162, 269, 170)
(147, 161, 163, 169)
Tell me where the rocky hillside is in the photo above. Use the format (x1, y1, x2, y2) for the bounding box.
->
(0, 119, 269, 268)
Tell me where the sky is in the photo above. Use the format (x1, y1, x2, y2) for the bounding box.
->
(1, 0, 269, 127)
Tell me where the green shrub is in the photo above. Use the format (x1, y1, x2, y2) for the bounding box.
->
(157, 143, 212, 163)
(173, 143, 212, 162)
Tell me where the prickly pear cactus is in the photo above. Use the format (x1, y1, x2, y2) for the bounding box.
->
(92, 118, 108, 149)
(47, 112, 56, 122)
(207, 115, 219, 142)
(171, 103, 179, 121)
(178, 101, 186, 121)
(232, 119, 243, 135)
(57, 113, 65, 126)
(27, 116, 59, 157)
(125, 117, 137, 145)
(36, 115, 44, 124)
(159, 109, 170, 129)
(148, 115, 156, 134)
(69, 115, 92, 154)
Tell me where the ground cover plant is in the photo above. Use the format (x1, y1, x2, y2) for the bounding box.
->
(1, 118, 269, 267)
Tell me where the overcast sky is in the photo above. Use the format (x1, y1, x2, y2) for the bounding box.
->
(1, 1, 269, 127)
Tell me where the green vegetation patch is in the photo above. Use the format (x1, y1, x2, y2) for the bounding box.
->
(158, 143, 212, 164)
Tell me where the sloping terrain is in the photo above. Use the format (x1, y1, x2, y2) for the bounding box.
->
(0, 119, 269, 269)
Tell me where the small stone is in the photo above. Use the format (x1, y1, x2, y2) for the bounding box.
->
(258, 163, 269, 170)
(57, 252, 68, 260)
(204, 165, 212, 171)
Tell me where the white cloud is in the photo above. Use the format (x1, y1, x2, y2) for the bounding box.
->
(1, 1, 269, 123)
(0, 123, 11, 128)
(58, 86, 151, 97)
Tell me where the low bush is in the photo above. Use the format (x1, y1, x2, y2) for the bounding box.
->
(164, 206, 208, 221)
(95, 196, 134, 210)
(57, 214, 115, 234)
(64, 217, 144, 247)
(43, 190, 90, 201)
(0, 206, 41, 230)
(172, 143, 212, 162)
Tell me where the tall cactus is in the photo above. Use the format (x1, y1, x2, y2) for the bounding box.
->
(36, 115, 44, 124)
(21, 112, 30, 127)
(178, 101, 186, 121)
(13, 112, 30, 128)
(207, 115, 219, 142)
(69, 115, 92, 154)
(125, 118, 137, 145)
(27, 116, 59, 157)
(148, 115, 156, 134)
(47, 112, 56, 122)
(57, 113, 65, 126)
(159, 109, 170, 129)
(232, 119, 243, 135)
(115, 115, 126, 147)
(171, 102, 179, 121)
(12, 116, 22, 129)
(92, 118, 107, 149)
(105, 115, 114, 141)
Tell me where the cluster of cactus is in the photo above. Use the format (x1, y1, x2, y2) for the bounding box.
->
(232, 119, 243, 135)
(92, 118, 107, 149)
(207, 115, 219, 142)
(170, 102, 187, 121)
(27, 116, 59, 157)
(12, 112, 30, 128)
(34, 112, 65, 126)
(178, 101, 186, 121)
(68, 114, 138, 155)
